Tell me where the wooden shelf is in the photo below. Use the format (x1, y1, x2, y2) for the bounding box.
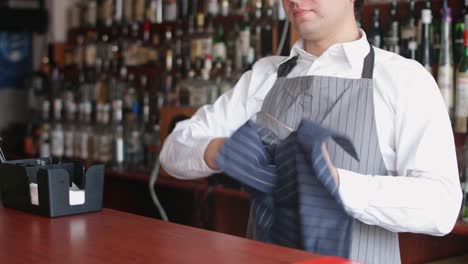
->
(67, 15, 244, 42)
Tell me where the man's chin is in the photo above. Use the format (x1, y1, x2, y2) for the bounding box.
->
(294, 24, 321, 38)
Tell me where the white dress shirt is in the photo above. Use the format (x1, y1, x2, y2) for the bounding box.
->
(160, 30, 462, 236)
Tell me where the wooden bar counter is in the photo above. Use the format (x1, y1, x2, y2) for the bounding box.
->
(0, 206, 357, 264)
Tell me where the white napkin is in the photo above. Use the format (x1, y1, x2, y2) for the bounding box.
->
(29, 183, 86, 206)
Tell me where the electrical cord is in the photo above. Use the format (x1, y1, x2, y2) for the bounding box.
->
(149, 157, 169, 222)
(276, 19, 290, 56)
(0, 138, 6, 163)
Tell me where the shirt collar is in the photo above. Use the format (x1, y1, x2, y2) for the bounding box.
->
(280, 29, 370, 69)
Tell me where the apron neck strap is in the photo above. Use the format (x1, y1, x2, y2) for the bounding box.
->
(277, 55, 299, 78)
(361, 44, 375, 79)
(277, 43, 375, 79)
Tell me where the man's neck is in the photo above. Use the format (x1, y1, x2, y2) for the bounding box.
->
(303, 23, 360, 57)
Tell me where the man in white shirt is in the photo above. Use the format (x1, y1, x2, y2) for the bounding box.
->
(160, 0, 462, 263)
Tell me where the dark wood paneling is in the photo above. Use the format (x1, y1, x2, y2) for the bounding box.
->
(399, 233, 468, 264)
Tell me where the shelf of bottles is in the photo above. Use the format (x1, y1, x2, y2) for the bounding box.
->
(362, 0, 466, 133)
(363, 0, 468, 219)
(364, 0, 468, 223)
(27, 0, 288, 175)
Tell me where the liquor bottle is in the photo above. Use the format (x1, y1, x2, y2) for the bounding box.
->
(203, 56, 219, 104)
(156, 0, 164, 23)
(151, 73, 164, 116)
(239, 13, 253, 68)
(50, 66, 63, 100)
(408, 41, 418, 61)
(99, 0, 114, 27)
(123, 0, 134, 24)
(96, 33, 110, 63)
(80, 100, 94, 165)
(125, 103, 143, 171)
(87, 0, 98, 28)
(113, 120, 125, 171)
(135, 0, 146, 23)
(125, 22, 144, 66)
(39, 100, 51, 158)
(417, 0, 432, 47)
(190, 14, 204, 63)
(261, 0, 276, 57)
(174, 19, 186, 73)
(252, 1, 263, 60)
(202, 15, 214, 59)
(162, 27, 174, 72)
(213, 24, 227, 63)
(463, 177, 468, 222)
(112, 68, 125, 171)
(438, 3, 454, 120)
(74, 35, 85, 68)
(74, 102, 83, 160)
(80, 1, 87, 28)
(401, 0, 417, 59)
(419, 9, 433, 74)
(51, 98, 65, 159)
(147, 0, 157, 23)
(64, 99, 76, 159)
(114, 0, 124, 25)
(218, 60, 235, 95)
(99, 104, 113, 164)
(384, 0, 400, 54)
(85, 32, 98, 68)
(432, 4, 442, 66)
(212, 60, 225, 96)
(164, 0, 177, 22)
(369, 9, 382, 48)
(177, 0, 189, 19)
(141, 79, 159, 171)
(455, 16, 468, 133)
(97, 67, 110, 105)
(189, 60, 208, 107)
(143, 20, 159, 66)
(178, 67, 195, 106)
(124, 73, 137, 114)
(69, 3, 81, 29)
(74, 74, 86, 160)
(455, 1, 468, 65)
(93, 103, 103, 162)
(220, 0, 229, 16)
(206, 0, 218, 16)
(229, 22, 242, 71)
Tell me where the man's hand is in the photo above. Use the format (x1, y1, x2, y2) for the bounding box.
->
(204, 138, 227, 170)
(321, 143, 340, 185)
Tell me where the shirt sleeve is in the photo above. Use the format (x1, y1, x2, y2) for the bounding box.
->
(337, 65, 463, 236)
(159, 71, 254, 180)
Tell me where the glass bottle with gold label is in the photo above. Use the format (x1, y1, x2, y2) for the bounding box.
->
(190, 14, 204, 63)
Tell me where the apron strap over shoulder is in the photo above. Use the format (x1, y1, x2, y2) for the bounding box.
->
(277, 43, 375, 80)
(361, 44, 375, 79)
(277, 56, 299, 78)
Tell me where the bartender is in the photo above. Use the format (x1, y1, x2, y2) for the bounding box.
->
(160, 0, 462, 263)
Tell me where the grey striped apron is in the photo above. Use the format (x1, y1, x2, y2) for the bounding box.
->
(248, 45, 401, 264)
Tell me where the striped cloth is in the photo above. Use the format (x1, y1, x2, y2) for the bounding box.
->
(215, 119, 359, 258)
